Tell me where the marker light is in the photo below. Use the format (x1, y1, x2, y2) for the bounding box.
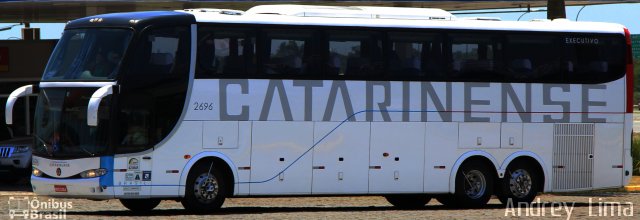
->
(79, 168, 108, 178)
(32, 167, 42, 177)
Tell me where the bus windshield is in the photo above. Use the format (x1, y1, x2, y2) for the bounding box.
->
(42, 28, 133, 81)
(33, 88, 111, 158)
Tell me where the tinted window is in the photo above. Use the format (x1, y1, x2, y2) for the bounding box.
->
(504, 35, 561, 81)
(130, 27, 189, 76)
(564, 35, 626, 82)
(388, 33, 444, 79)
(197, 28, 256, 77)
(42, 29, 132, 81)
(262, 30, 316, 76)
(117, 26, 190, 154)
(327, 31, 383, 78)
(450, 34, 502, 81)
(193, 25, 625, 84)
(33, 88, 111, 158)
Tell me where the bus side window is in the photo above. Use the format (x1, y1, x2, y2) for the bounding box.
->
(260, 29, 316, 77)
(327, 31, 383, 78)
(564, 35, 625, 83)
(197, 28, 256, 77)
(449, 34, 501, 81)
(130, 27, 189, 76)
(504, 35, 560, 82)
(387, 32, 443, 80)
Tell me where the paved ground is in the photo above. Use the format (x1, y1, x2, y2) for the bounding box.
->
(0, 177, 638, 220)
(0, 191, 638, 219)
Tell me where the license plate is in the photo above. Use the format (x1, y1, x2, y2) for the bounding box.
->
(54, 185, 67, 192)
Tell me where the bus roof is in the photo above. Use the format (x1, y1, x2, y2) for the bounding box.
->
(180, 4, 626, 35)
(66, 11, 195, 30)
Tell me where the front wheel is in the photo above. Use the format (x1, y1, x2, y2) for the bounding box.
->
(497, 161, 541, 205)
(385, 194, 431, 209)
(119, 199, 161, 212)
(181, 162, 227, 213)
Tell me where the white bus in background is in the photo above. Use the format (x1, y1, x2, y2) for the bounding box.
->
(5, 5, 634, 212)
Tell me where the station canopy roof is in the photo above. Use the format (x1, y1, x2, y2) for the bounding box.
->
(0, 0, 638, 23)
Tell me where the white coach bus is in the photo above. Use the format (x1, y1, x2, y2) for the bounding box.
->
(5, 5, 634, 212)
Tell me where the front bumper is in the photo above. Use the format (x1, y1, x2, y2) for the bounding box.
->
(31, 176, 114, 200)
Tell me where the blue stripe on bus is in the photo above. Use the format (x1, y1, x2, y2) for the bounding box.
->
(100, 156, 114, 187)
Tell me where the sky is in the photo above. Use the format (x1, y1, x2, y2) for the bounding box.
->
(454, 3, 640, 33)
(0, 2, 638, 39)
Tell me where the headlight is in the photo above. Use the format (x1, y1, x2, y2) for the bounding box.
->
(13, 146, 30, 153)
(32, 167, 42, 177)
(79, 168, 108, 178)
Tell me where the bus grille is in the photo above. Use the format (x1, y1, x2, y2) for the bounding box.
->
(552, 123, 594, 190)
(0, 147, 13, 158)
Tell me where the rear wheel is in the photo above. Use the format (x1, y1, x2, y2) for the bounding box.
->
(497, 161, 541, 205)
(181, 162, 227, 213)
(119, 199, 161, 212)
(385, 194, 431, 209)
(443, 160, 494, 208)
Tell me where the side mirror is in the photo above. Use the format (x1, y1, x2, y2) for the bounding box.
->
(5, 85, 34, 125)
(87, 85, 116, 127)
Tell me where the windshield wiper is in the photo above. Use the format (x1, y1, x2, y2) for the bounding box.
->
(33, 135, 53, 157)
(78, 146, 95, 157)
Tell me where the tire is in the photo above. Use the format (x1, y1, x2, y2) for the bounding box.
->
(385, 194, 431, 209)
(447, 160, 495, 208)
(497, 161, 541, 205)
(181, 162, 227, 213)
(119, 199, 161, 212)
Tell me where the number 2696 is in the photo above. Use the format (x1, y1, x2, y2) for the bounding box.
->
(193, 102, 214, 111)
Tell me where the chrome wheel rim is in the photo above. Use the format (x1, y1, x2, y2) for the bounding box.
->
(509, 169, 532, 198)
(193, 172, 219, 204)
(463, 170, 486, 199)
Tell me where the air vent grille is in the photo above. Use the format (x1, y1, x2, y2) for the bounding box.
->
(552, 123, 594, 190)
